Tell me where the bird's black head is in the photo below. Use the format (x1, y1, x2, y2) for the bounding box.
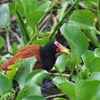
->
(44, 41, 57, 55)
(44, 41, 70, 55)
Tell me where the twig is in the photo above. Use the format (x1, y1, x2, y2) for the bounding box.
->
(38, 14, 51, 29)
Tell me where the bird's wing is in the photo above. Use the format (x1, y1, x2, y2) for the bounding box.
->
(0, 45, 41, 71)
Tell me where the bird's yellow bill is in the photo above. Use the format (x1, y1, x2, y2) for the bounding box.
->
(59, 44, 70, 54)
(60, 49, 70, 54)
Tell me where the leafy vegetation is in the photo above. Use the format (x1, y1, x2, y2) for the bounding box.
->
(0, 0, 100, 100)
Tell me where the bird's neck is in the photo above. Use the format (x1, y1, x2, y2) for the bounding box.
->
(39, 47, 56, 71)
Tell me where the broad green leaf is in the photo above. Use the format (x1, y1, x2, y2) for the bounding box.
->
(65, 53, 77, 69)
(0, 36, 4, 48)
(94, 48, 100, 58)
(91, 57, 100, 72)
(6, 58, 23, 79)
(26, 11, 44, 29)
(82, 0, 98, 9)
(12, 43, 19, 54)
(16, 83, 42, 100)
(16, 1, 25, 16)
(90, 72, 100, 81)
(9, 0, 25, 16)
(21, 0, 38, 15)
(22, 95, 45, 100)
(96, 84, 100, 100)
(0, 3, 10, 28)
(0, 73, 12, 96)
(82, 50, 95, 73)
(69, 10, 94, 29)
(55, 54, 68, 72)
(76, 80, 99, 100)
(53, 76, 75, 100)
(9, 0, 17, 14)
(32, 37, 49, 46)
(60, 23, 89, 58)
(69, 10, 98, 47)
(15, 57, 37, 89)
(36, 0, 51, 11)
(25, 69, 49, 85)
(0, 70, 5, 74)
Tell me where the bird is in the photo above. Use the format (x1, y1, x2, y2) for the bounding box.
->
(0, 41, 69, 71)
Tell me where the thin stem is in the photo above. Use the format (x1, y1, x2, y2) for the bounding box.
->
(16, 11, 30, 44)
(8, 29, 21, 43)
(97, 0, 100, 29)
(6, 27, 12, 52)
(8, 90, 13, 100)
(46, 93, 65, 99)
(51, 72, 70, 77)
(69, 68, 74, 77)
(76, 62, 81, 79)
(26, 26, 38, 45)
(94, 27, 100, 34)
(49, 0, 78, 40)
(39, 0, 58, 23)
(54, 65, 65, 79)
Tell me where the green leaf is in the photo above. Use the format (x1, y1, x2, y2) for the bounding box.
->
(82, 0, 98, 9)
(53, 76, 75, 100)
(26, 11, 44, 29)
(6, 58, 23, 79)
(69, 10, 94, 29)
(76, 80, 99, 100)
(12, 43, 19, 54)
(16, 1, 25, 17)
(90, 72, 100, 81)
(96, 84, 100, 100)
(36, 0, 51, 11)
(60, 23, 89, 58)
(55, 54, 68, 72)
(21, 0, 38, 15)
(82, 50, 95, 73)
(16, 83, 42, 100)
(9, 0, 17, 14)
(0, 3, 10, 28)
(10, 0, 25, 16)
(0, 36, 4, 48)
(91, 57, 100, 72)
(65, 53, 77, 69)
(94, 48, 100, 57)
(0, 73, 12, 96)
(25, 69, 49, 85)
(32, 37, 49, 46)
(15, 57, 37, 89)
(22, 95, 46, 100)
